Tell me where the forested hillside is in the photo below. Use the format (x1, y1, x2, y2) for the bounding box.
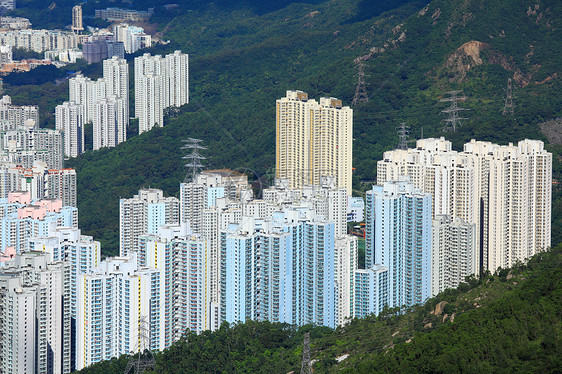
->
(77, 243, 562, 373)
(5, 0, 562, 256)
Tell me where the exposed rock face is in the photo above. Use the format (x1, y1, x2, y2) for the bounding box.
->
(431, 301, 448, 315)
(441, 40, 533, 86)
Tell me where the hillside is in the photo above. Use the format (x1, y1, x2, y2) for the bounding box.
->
(3, 0, 561, 256)
(77, 243, 562, 373)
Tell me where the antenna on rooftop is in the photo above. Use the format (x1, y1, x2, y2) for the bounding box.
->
(182, 138, 206, 183)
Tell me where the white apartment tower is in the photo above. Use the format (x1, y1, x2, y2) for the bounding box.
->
(0, 252, 71, 374)
(334, 235, 358, 326)
(139, 224, 214, 341)
(55, 101, 84, 158)
(76, 255, 163, 370)
(93, 96, 127, 150)
(276, 90, 353, 194)
(103, 56, 129, 116)
(119, 188, 180, 256)
(431, 215, 477, 296)
(377, 138, 552, 273)
(166, 50, 189, 107)
(135, 51, 189, 134)
(71, 5, 84, 34)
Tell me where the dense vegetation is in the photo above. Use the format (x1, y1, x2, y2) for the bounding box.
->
(77, 243, 562, 373)
(6, 0, 562, 258)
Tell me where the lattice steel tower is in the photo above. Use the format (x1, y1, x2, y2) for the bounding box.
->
(502, 78, 515, 115)
(300, 332, 312, 374)
(440, 90, 468, 132)
(352, 59, 369, 106)
(182, 138, 206, 182)
(397, 122, 411, 150)
(124, 317, 155, 374)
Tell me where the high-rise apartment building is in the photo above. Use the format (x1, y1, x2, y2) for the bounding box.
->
(365, 178, 432, 308)
(119, 188, 180, 256)
(103, 56, 129, 116)
(76, 255, 163, 370)
(93, 96, 126, 150)
(377, 138, 552, 272)
(220, 207, 336, 328)
(0, 95, 39, 129)
(0, 192, 78, 254)
(139, 223, 215, 341)
(113, 24, 152, 54)
(431, 215, 477, 296)
(0, 252, 71, 374)
(0, 29, 78, 53)
(334, 235, 358, 326)
(275, 90, 353, 194)
(353, 265, 389, 319)
(71, 5, 83, 34)
(55, 101, 84, 158)
(0, 163, 76, 207)
(166, 50, 189, 107)
(135, 51, 189, 133)
(69, 59, 129, 150)
(0, 123, 63, 169)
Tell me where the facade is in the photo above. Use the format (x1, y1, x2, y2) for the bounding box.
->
(220, 208, 336, 328)
(377, 137, 552, 272)
(334, 235, 357, 326)
(135, 51, 189, 133)
(95, 7, 153, 22)
(0, 95, 39, 129)
(276, 90, 353, 194)
(119, 188, 180, 256)
(55, 101, 84, 158)
(0, 30, 78, 53)
(347, 196, 365, 222)
(0, 252, 71, 374)
(0, 0, 15, 11)
(431, 215, 477, 296)
(113, 24, 151, 54)
(71, 5, 83, 34)
(139, 223, 215, 341)
(76, 255, 163, 370)
(93, 96, 126, 150)
(0, 123, 63, 169)
(365, 178, 432, 308)
(103, 56, 129, 116)
(353, 265, 389, 319)
(0, 192, 78, 254)
(0, 163, 76, 207)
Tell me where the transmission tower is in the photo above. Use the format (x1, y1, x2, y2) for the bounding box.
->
(124, 317, 155, 374)
(440, 90, 468, 132)
(300, 332, 312, 374)
(502, 78, 515, 115)
(397, 122, 411, 150)
(182, 138, 206, 183)
(352, 60, 369, 106)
